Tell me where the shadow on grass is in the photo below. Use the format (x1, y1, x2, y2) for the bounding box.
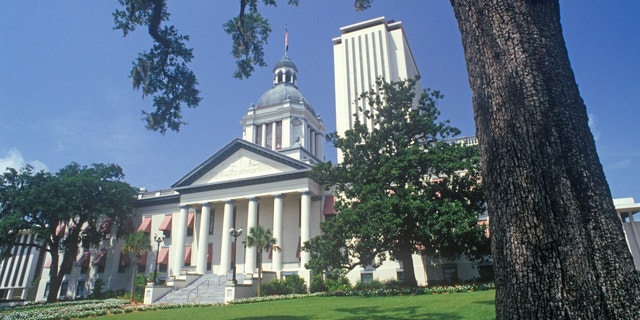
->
(233, 316, 307, 320)
(332, 305, 464, 320)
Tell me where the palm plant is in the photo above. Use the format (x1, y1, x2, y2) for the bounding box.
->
(121, 231, 149, 302)
(245, 225, 277, 297)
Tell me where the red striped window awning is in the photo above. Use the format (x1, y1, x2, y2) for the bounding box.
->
(92, 249, 108, 266)
(120, 252, 130, 267)
(100, 218, 112, 233)
(138, 252, 148, 266)
(158, 247, 170, 265)
(187, 213, 195, 229)
(56, 223, 66, 238)
(138, 217, 152, 233)
(159, 215, 173, 231)
(76, 251, 91, 267)
(323, 196, 336, 215)
(184, 246, 192, 264)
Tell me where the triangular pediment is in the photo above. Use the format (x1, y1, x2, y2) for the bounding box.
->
(172, 139, 311, 188)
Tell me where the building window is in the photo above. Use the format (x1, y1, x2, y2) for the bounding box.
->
(396, 271, 404, 282)
(255, 124, 263, 146)
(209, 210, 215, 235)
(442, 263, 458, 284)
(59, 282, 68, 299)
(298, 198, 301, 228)
(187, 212, 195, 237)
(159, 215, 172, 239)
(275, 121, 282, 149)
(233, 206, 237, 229)
(265, 123, 273, 149)
(76, 280, 85, 298)
(93, 249, 108, 273)
(360, 273, 373, 284)
(43, 283, 50, 298)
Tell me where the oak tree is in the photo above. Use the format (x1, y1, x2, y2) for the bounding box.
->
(0, 163, 136, 303)
(448, 1, 640, 318)
(306, 78, 488, 287)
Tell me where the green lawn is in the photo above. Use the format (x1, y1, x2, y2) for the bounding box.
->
(104, 290, 495, 320)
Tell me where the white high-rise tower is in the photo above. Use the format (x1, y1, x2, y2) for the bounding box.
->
(333, 17, 421, 162)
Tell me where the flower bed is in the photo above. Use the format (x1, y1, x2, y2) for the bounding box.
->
(0, 299, 126, 320)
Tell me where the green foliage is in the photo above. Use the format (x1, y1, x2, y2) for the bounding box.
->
(309, 274, 327, 293)
(323, 271, 352, 292)
(245, 225, 277, 296)
(122, 231, 150, 301)
(114, 0, 201, 134)
(0, 162, 136, 302)
(306, 78, 489, 286)
(261, 275, 307, 296)
(112, 1, 306, 132)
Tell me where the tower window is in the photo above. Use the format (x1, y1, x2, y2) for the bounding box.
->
(255, 124, 263, 146)
(265, 123, 273, 149)
(275, 121, 282, 149)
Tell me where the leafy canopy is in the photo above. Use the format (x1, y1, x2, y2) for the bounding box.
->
(0, 162, 136, 302)
(305, 78, 489, 284)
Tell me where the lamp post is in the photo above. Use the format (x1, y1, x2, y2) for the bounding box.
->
(153, 233, 165, 284)
(229, 228, 243, 284)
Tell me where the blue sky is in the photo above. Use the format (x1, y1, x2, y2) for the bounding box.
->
(1, 1, 639, 198)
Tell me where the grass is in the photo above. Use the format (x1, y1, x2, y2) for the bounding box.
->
(102, 290, 495, 320)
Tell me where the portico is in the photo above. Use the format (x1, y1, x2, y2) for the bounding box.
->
(134, 139, 326, 285)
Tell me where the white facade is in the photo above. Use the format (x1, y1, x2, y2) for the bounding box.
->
(134, 140, 328, 288)
(333, 16, 421, 162)
(614, 197, 640, 269)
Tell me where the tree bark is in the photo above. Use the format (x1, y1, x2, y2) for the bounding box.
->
(397, 243, 417, 287)
(449, 0, 640, 318)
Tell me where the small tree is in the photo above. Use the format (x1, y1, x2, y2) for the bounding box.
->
(245, 225, 277, 297)
(121, 231, 149, 302)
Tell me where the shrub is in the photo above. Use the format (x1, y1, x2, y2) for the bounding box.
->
(261, 275, 307, 296)
(354, 279, 383, 290)
(324, 273, 352, 291)
(309, 274, 328, 293)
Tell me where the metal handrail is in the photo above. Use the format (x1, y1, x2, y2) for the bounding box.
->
(187, 279, 209, 302)
(218, 269, 232, 285)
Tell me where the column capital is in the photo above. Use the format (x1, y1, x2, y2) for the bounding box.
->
(179, 204, 191, 210)
(272, 193, 285, 199)
(224, 199, 236, 205)
(200, 202, 211, 208)
(299, 189, 311, 195)
(246, 196, 260, 201)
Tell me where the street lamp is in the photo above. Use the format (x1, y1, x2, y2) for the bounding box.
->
(229, 228, 243, 284)
(153, 233, 165, 284)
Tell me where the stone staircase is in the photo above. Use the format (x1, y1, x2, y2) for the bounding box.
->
(155, 273, 244, 304)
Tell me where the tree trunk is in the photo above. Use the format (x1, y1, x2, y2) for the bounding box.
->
(46, 250, 60, 303)
(129, 253, 137, 302)
(449, 1, 640, 318)
(257, 255, 262, 297)
(397, 243, 418, 287)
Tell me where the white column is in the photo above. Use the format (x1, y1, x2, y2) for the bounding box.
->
(173, 205, 189, 276)
(245, 197, 259, 276)
(272, 194, 284, 274)
(300, 191, 311, 266)
(219, 200, 234, 274)
(196, 203, 211, 274)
